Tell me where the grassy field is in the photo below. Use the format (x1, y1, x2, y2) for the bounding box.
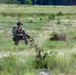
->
(0, 4, 76, 75)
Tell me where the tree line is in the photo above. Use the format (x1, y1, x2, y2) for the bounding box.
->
(0, 0, 76, 5)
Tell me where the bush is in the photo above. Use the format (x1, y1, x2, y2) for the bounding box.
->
(34, 50, 58, 69)
(25, 0, 32, 5)
(34, 44, 58, 69)
(50, 32, 67, 41)
(57, 18, 61, 24)
(48, 14, 55, 20)
(57, 11, 63, 16)
(40, 18, 43, 20)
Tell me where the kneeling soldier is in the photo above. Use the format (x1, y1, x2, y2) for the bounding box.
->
(12, 21, 30, 45)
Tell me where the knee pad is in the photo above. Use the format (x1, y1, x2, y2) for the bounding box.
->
(12, 37, 17, 41)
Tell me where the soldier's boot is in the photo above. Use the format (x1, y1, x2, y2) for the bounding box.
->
(25, 39, 28, 45)
(14, 40, 19, 46)
(24, 37, 28, 45)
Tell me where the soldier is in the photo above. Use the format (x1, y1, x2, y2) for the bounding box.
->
(12, 21, 30, 45)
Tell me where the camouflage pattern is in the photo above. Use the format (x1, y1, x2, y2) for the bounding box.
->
(12, 26, 25, 36)
(12, 26, 30, 45)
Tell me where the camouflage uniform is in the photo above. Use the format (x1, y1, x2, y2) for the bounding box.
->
(12, 26, 30, 45)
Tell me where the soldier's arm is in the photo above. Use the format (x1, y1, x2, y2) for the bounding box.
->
(22, 28, 30, 38)
(13, 33, 20, 36)
(12, 28, 20, 36)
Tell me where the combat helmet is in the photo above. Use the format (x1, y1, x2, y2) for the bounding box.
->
(17, 21, 23, 25)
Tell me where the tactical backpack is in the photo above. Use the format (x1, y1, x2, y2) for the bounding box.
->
(12, 26, 17, 34)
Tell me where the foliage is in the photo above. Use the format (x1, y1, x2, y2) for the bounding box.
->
(0, 0, 76, 5)
(48, 14, 55, 20)
(5, 0, 19, 4)
(25, 0, 32, 5)
(0, 4, 76, 75)
(57, 11, 63, 16)
(0, 54, 36, 75)
(57, 18, 61, 24)
(50, 32, 67, 41)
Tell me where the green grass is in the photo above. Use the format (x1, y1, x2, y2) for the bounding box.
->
(42, 39, 76, 50)
(0, 54, 36, 75)
(0, 4, 76, 19)
(0, 4, 76, 75)
(0, 49, 76, 75)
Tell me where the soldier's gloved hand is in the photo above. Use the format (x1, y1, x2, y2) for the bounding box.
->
(27, 35, 30, 39)
(19, 34, 23, 36)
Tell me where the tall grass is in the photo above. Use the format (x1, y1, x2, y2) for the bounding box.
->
(0, 48, 76, 75)
(0, 54, 36, 75)
(0, 4, 76, 75)
(0, 18, 47, 51)
(0, 4, 76, 17)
